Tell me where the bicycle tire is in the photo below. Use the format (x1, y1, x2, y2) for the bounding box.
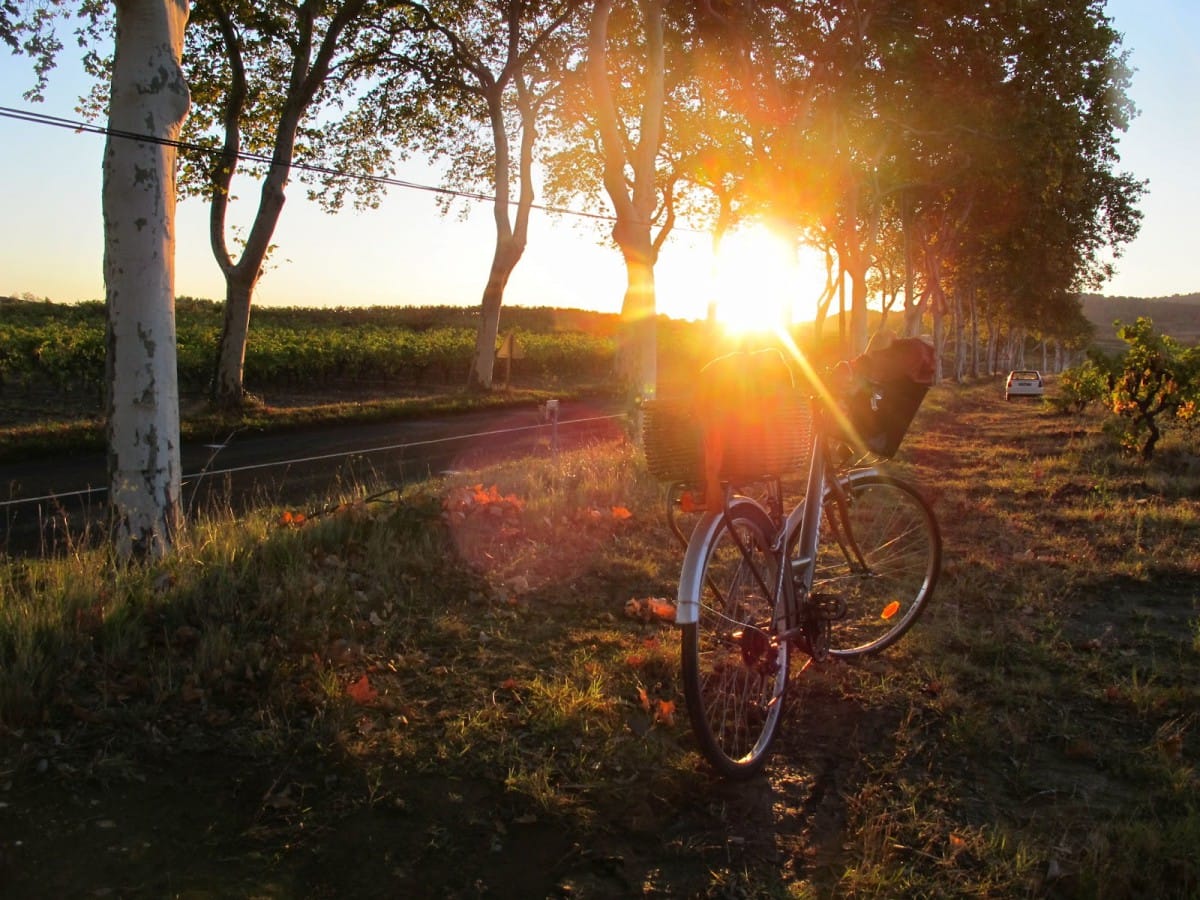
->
(802, 473, 941, 658)
(680, 499, 788, 779)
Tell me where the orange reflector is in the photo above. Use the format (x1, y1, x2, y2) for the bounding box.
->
(881, 601, 901, 620)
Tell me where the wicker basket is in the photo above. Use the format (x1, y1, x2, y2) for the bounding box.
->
(643, 394, 811, 483)
(643, 398, 704, 483)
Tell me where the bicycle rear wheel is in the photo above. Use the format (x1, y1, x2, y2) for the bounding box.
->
(814, 474, 940, 658)
(681, 500, 788, 779)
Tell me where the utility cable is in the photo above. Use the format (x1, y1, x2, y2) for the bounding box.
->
(0, 104, 622, 223)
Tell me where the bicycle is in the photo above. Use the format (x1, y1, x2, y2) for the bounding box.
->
(644, 342, 942, 779)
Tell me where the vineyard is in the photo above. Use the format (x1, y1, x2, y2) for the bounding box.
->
(0, 297, 630, 413)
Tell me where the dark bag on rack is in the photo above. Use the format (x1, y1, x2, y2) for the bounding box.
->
(843, 335, 935, 458)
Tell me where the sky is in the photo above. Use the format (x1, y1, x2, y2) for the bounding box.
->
(0, 0, 1196, 322)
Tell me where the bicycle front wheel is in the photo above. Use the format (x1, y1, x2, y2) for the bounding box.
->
(681, 500, 788, 779)
(815, 474, 941, 658)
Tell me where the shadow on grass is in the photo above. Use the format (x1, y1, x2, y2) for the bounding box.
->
(0, 464, 887, 898)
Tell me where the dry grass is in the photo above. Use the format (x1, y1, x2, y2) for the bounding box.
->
(1, 378, 1198, 897)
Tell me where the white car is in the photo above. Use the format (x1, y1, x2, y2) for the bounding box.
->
(1005, 370, 1044, 401)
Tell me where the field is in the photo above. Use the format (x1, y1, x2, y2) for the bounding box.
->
(1, 379, 1198, 897)
(0, 297, 623, 412)
(0, 297, 733, 462)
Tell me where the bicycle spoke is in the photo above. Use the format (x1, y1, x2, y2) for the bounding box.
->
(812, 476, 941, 658)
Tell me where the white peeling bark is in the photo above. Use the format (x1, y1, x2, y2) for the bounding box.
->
(103, 0, 190, 559)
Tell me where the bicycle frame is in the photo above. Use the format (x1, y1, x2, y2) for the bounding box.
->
(675, 399, 881, 621)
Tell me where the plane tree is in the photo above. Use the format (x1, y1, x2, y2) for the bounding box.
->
(101, 0, 190, 557)
(541, 0, 740, 397)
(941, 1, 1140, 351)
(332, 0, 589, 392)
(7, 1, 190, 558)
(579, 0, 669, 397)
(693, 1, 890, 355)
(695, 0, 1143, 366)
(174, 0, 417, 408)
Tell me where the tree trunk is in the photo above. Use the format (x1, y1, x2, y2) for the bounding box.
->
(838, 220, 870, 353)
(810, 246, 836, 345)
(839, 182, 877, 355)
(849, 263, 870, 353)
(837, 262, 847, 357)
(968, 284, 979, 378)
(468, 74, 533, 391)
(932, 301, 945, 385)
(902, 195, 922, 337)
(953, 287, 965, 383)
(469, 240, 522, 390)
(214, 273, 256, 402)
(615, 237, 657, 395)
(588, 0, 665, 399)
(103, 0, 190, 559)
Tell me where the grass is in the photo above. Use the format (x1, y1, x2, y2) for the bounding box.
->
(1, 379, 1199, 897)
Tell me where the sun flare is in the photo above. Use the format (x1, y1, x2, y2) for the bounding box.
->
(708, 226, 834, 336)
(711, 227, 795, 335)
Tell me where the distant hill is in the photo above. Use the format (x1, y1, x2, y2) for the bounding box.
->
(1081, 292, 1200, 350)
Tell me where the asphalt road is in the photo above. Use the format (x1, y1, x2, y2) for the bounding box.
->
(0, 397, 627, 557)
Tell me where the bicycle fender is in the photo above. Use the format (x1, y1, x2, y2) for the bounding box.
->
(675, 509, 728, 626)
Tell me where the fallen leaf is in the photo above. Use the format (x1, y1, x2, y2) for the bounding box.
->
(611, 506, 632, 520)
(347, 674, 379, 705)
(1158, 733, 1184, 762)
(179, 683, 204, 704)
(655, 699, 676, 726)
(647, 598, 676, 622)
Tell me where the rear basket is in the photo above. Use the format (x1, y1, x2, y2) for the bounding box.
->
(843, 378, 928, 458)
(643, 395, 811, 483)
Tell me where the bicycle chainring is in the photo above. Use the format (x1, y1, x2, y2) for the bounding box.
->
(802, 593, 845, 662)
(802, 614, 830, 662)
(736, 626, 779, 676)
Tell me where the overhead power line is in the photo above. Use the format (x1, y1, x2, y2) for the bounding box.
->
(0, 104, 622, 225)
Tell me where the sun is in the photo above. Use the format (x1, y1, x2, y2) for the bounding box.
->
(711, 226, 820, 335)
